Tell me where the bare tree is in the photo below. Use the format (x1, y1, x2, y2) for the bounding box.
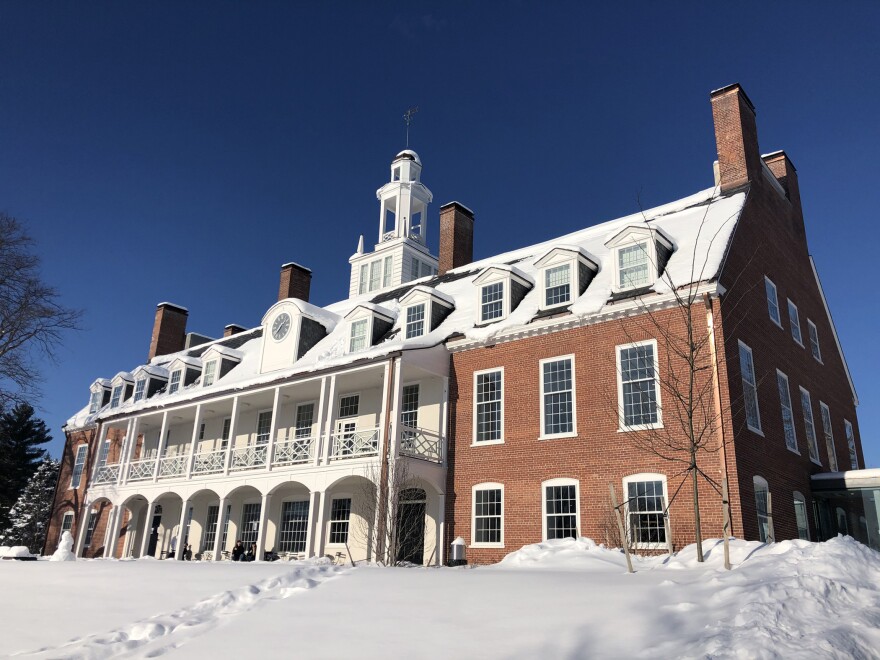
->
(0, 213, 81, 407)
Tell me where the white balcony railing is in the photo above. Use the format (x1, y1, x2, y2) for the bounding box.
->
(93, 464, 120, 485)
(330, 427, 380, 460)
(192, 449, 226, 475)
(158, 455, 187, 479)
(273, 436, 315, 466)
(230, 444, 268, 471)
(127, 458, 156, 482)
(399, 426, 443, 464)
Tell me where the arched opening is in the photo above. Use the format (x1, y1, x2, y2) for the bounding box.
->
(395, 488, 427, 565)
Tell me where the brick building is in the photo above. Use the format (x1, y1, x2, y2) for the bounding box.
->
(45, 84, 871, 563)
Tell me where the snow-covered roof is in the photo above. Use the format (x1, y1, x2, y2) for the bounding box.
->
(131, 365, 170, 380)
(201, 345, 244, 362)
(395, 149, 421, 165)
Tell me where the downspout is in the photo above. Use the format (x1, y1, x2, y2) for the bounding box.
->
(376, 355, 397, 563)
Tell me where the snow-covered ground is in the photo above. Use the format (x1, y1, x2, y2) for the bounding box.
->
(2, 537, 879, 659)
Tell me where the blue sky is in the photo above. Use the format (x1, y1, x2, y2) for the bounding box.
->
(1, 1, 878, 465)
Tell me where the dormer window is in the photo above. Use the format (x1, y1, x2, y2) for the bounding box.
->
(535, 246, 599, 312)
(605, 226, 674, 295)
(481, 282, 504, 322)
(473, 265, 533, 325)
(406, 304, 426, 338)
(88, 390, 102, 414)
(169, 369, 182, 394)
(133, 378, 146, 402)
(399, 286, 454, 340)
(203, 360, 217, 387)
(110, 385, 123, 408)
(544, 264, 571, 306)
(350, 319, 368, 352)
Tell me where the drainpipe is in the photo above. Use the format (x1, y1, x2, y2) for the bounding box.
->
(375, 355, 397, 563)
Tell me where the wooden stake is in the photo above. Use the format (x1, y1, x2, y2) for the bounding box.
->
(722, 477, 731, 570)
(609, 484, 634, 574)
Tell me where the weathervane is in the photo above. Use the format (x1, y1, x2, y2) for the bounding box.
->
(403, 106, 419, 148)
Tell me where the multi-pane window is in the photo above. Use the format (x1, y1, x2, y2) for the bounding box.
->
(349, 319, 368, 352)
(808, 320, 822, 362)
(738, 341, 762, 433)
(338, 394, 359, 418)
(278, 500, 309, 553)
(765, 277, 781, 326)
(788, 300, 803, 345)
(473, 486, 502, 545)
(401, 384, 419, 429)
(625, 478, 667, 545)
(421, 261, 433, 278)
(799, 388, 821, 464)
(406, 304, 426, 339)
(183, 506, 193, 547)
(221, 418, 231, 450)
(168, 370, 182, 395)
(383, 256, 393, 288)
(358, 264, 369, 295)
(83, 510, 98, 547)
(198, 423, 206, 441)
(60, 512, 74, 535)
(202, 505, 219, 552)
(133, 379, 146, 402)
(203, 361, 217, 387)
(618, 242, 649, 288)
(255, 411, 272, 445)
(819, 403, 838, 472)
(480, 282, 504, 322)
(411, 257, 420, 281)
(110, 385, 123, 408)
(793, 492, 810, 541)
(544, 264, 571, 306)
(845, 420, 858, 469)
(541, 357, 574, 436)
(220, 504, 232, 551)
(618, 342, 660, 428)
(294, 403, 314, 439)
(71, 445, 88, 489)
(98, 440, 110, 466)
(369, 260, 381, 292)
(239, 502, 262, 545)
(754, 477, 771, 542)
(475, 370, 503, 443)
(545, 483, 578, 540)
(776, 370, 799, 453)
(89, 390, 102, 413)
(329, 498, 352, 544)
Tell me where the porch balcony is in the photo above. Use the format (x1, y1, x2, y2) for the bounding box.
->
(330, 427, 380, 460)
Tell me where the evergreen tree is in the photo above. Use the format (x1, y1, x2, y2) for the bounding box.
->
(0, 403, 52, 530)
(0, 457, 60, 551)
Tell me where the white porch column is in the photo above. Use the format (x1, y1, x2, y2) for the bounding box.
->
(186, 404, 203, 480)
(116, 419, 133, 486)
(101, 506, 118, 558)
(74, 499, 92, 557)
(152, 411, 170, 482)
(139, 498, 155, 559)
(320, 375, 338, 465)
(438, 493, 446, 566)
(377, 360, 393, 463)
(265, 387, 281, 472)
(107, 505, 126, 558)
(255, 493, 272, 560)
(212, 496, 228, 561)
(439, 376, 450, 466)
(304, 490, 321, 558)
(87, 423, 106, 485)
(122, 416, 140, 485)
(175, 498, 191, 561)
(312, 378, 328, 467)
(389, 357, 405, 459)
(313, 491, 328, 558)
(223, 396, 240, 475)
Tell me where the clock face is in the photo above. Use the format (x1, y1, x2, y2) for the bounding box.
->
(271, 312, 291, 341)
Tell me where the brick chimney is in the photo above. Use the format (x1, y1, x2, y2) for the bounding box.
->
(223, 323, 247, 337)
(710, 83, 762, 193)
(438, 201, 475, 275)
(762, 151, 801, 210)
(278, 262, 311, 302)
(148, 302, 188, 361)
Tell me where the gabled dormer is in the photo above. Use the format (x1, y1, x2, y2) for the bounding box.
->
(88, 379, 112, 414)
(604, 226, 674, 296)
(130, 365, 169, 403)
(260, 299, 338, 373)
(163, 356, 202, 395)
(108, 372, 134, 409)
(534, 245, 600, 311)
(199, 344, 243, 387)
(398, 285, 454, 339)
(473, 265, 534, 325)
(344, 303, 396, 353)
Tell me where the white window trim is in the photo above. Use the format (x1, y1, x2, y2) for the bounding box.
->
(738, 340, 763, 436)
(844, 419, 858, 470)
(404, 302, 427, 339)
(348, 317, 371, 353)
(477, 280, 508, 324)
(168, 369, 183, 395)
(70, 444, 88, 490)
(539, 354, 578, 440)
(110, 384, 124, 409)
(337, 392, 361, 420)
(613, 240, 655, 292)
(294, 400, 318, 439)
(776, 369, 800, 455)
(793, 490, 811, 541)
(60, 511, 74, 534)
(325, 492, 353, 547)
(203, 360, 218, 387)
(89, 389, 103, 413)
(753, 475, 772, 543)
(471, 482, 504, 548)
(541, 478, 580, 542)
(616, 339, 663, 432)
(472, 367, 504, 446)
(540, 260, 575, 310)
(818, 402, 838, 472)
(799, 386, 822, 466)
(787, 299, 804, 347)
(254, 409, 273, 445)
(622, 473, 669, 550)
(765, 276, 783, 329)
(807, 319, 822, 363)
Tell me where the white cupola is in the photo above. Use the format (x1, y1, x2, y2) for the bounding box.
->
(348, 150, 439, 298)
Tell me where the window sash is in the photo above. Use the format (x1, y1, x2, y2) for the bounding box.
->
(480, 282, 504, 322)
(738, 342, 762, 432)
(401, 384, 419, 428)
(83, 511, 98, 546)
(278, 500, 309, 553)
(133, 379, 146, 402)
(542, 358, 573, 435)
(475, 371, 503, 443)
(545, 264, 571, 306)
(845, 420, 858, 469)
(89, 391, 102, 413)
(110, 385, 123, 408)
(295, 403, 315, 439)
(349, 319, 368, 352)
(788, 300, 803, 344)
(793, 496, 810, 541)
(800, 389, 820, 464)
(620, 344, 659, 427)
(60, 512, 74, 534)
(626, 480, 666, 545)
(406, 304, 426, 339)
(474, 488, 502, 544)
(545, 484, 578, 540)
(202, 505, 219, 552)
(808, 321, 822, 361)
(383, 256, 393, 288)
(369, 260, 381, 291)
(169, 370, 182, 394)
(256, 411, 272, 445)
(755, 484, 770, 543)
(338, 394, 359, 418)
(71, 445, 88, 489)
(618, 242, 649, 288)
(239, 502, 262, 545)
(98, 440, 110, 466)
(765, 277, 781, 325)
(776, 372, 798, 453)
(819, 403, 838, 472)
(358, 264, 368, 295)
(203, 361, 217, 387)
(329, 498, 351, 544)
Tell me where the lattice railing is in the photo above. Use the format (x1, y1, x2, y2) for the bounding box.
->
(158, 455, 187, 478)
(93, 464, 120, 484)
(330, 428, 379, 460)
(127, 458, 156, 482)
(273, 437, 314, 466)
(230, 444, 268, 471)
(192, 449, 226, 475)
(399, 426, 443, 463)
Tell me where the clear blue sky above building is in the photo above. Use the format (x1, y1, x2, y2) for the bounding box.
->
(1, 1, 878, 465)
